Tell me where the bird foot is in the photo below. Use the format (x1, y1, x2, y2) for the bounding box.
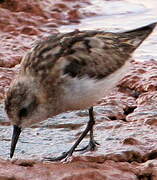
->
(43, 140, 99, 162)
(75, 140, 99, 152)
(43, 150, 73, 162)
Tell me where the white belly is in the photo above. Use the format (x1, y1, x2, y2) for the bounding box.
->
(62, 60, 130, 111)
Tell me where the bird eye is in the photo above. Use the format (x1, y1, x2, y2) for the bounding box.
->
(19, 108, 28, 118)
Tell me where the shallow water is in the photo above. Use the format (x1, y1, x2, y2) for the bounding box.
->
(0, 0, 157, 160)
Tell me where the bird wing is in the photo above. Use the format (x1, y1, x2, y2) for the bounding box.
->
(21, 30, 132, 80)
(20, 23, 155, 83)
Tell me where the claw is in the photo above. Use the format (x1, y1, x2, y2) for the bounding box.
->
(43, 151, 71, 162)
(75, 140, 99, 152)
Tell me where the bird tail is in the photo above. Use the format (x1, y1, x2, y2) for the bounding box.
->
(119, 22, 156, 52)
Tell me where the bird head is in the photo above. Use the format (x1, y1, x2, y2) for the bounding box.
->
(5, 77, 52, 158)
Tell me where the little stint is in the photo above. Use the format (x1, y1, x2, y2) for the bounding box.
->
(5, 22, 156, 161)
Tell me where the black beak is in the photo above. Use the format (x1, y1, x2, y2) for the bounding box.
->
(10, 125, 21, 158)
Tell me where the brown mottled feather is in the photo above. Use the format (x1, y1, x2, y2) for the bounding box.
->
(20, 25, 155, 87)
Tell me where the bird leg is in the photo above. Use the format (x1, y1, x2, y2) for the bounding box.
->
(75, 107, 99, 152)
(44, 107, 98, 161)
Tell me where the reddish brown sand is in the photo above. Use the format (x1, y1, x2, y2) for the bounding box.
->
(0, 0, 157, 180)
(0, 158, 157, 180)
